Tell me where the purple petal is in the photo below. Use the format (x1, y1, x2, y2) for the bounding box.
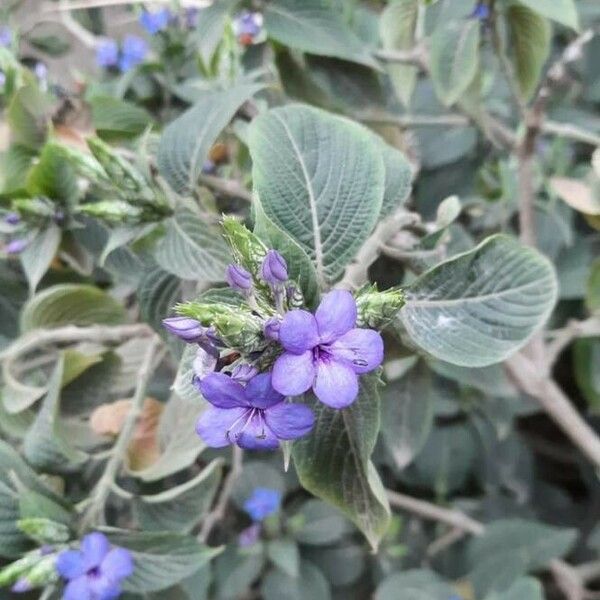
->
(56, 550, 87, 579)
(236, 413, 279, 450)
(238, 523, 262, 547)
(101, 548, 134, 581)
(197, 372, 248, 408)
(314, 359, 358, 408)
(81, 532, 110, 568)
(272, 351, 315, 397)
(245, 372, 284, 409)
(64, 577, 93, 600)
(329, 328, 384, 374)
(88, 574, 121, 600)
(264, 402, 314, 440)
(315, 290, 357, 343)
(196, 406, 247, 447)
(278, 310, 319, 354)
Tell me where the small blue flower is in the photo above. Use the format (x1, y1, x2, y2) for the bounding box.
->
(0, 26, 12, 48)
(469, 3, 490, 20)
(243, 487, 282, 522)
(56, 532, 133, 600)
(232, 10, 263, 45)
(139, 8, 172, 35)
(96, 39, 119, 68)
(118, 35, 148, 72)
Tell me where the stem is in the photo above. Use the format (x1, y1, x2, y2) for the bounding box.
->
(505, 353, 600, 469)
(542, 121, 600, 147)
(199, 175, 254, 204)
(198, 445, 243, 543)
(81, 336, 162, 529)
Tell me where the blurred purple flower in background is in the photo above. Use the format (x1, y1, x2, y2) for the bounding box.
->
(96, 39, 119, 69)
(232, 10, 263, 46)
(469, 2, 490, 20)
(118, 35, 148, 72)
(272, 289, 384, 408)
(139, 8, 172, 35)
(244, 487, 282, 521)
(5, 239, 28, 255)
(0, 26, 12, 48)
(195, 371, 314, 450)
(56, 532, 133, 600)
(185, 8, 200, 29)
(4, 212, 20, 226)
(238, 523, 261, 547)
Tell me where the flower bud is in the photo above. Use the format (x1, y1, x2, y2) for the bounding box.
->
(226, 263, 253, 292)
(163, 317, 210, 343)
(77, 200, 144, 224)
(4, 212, 20, 225)
(6, 239, 28, 254)
(12, 578, 32, 593)
(263, 317, 281, 341)
(355, 285, 406, 329)
(261, 250, 287, 285)
(221, 217, 268, 277)
(231, 363, 258, 383)
(17, 518, 69, 544)
(213, 311, 265, 354)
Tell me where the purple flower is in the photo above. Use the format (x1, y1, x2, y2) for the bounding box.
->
(272, 290, 384, 409)
(5, 238, 28, 254)
(226, 263, 253, 291)
(5, 212, 20, 225)
(0, 71, 5, 87)
(139, 8, 172, 35)
(195, 371, 314, 450)
(470, 3, 490, 20)
(163, 317, 219, 358)
(96, 39, 119, 68)
(0, 26, 11, 48)
(261, 250, 287, 285)
(185, 8, 200, 29)
(118, 35, 148, 72)
(244, 487, 282, 521)
(231, 363, 259, 383)
(238, 523, 261, 547)
(201, 159, 216, 174)
(263, 317, 281, 341)
(11, 579, 32, 593)
(232, 10, 263, 45)
(56, 532, 133, 600)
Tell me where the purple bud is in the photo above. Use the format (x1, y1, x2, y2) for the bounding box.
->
(231, 363, 258, 383)
(238, 523, 261, 547)
(40, 545, 54, 556)
(96, 38, 119, 68)
(0, 26, 12, 48)
(11, 579, 32, 593)
(261, 250, 287, 285)
(263, 317, 281, 341)
(226, 264, 253, 291)
(185, 8, 200, 29)
(470, 3, 490, 20)
(0, 71, 6, 87)
(162, 316, 208, 343)
(5, 212, 20, 225)
(6, 239, 28, 254)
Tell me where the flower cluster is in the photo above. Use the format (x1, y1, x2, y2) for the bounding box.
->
(96, 36, 148, 72)
(56, 532, 133, 600)
(232, 10, 263, 46)
(163, 219, 404, 451)
(238, 487, 282, 547)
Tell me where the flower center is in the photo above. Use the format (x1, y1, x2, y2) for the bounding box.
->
(87, 567, 101, 579)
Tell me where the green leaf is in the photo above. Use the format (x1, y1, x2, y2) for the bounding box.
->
(105, 530, 222, 593)
(304, 544, 365, 587)
(157, 84, 263, 194)
(28, 34, 70, 56)
(90, 96, 153, 141)
(468, 519, 577, 596)
(573, 339, 600, 413)
(400, 235, 557, 367)
(376, 136, 413, 218)
(134, 459, 222, 533)
(138, 268, 182, 337)
(214, 546, 264, 600)
(130, 393, 205, 482)
(510, 0, 579, 30)
(0, 144, 36, 195)
(379, 0, 419, 107)
(20, 284, 127, 332)
(18, 490, 71, 526)
(267, 539, 300, 578)
(253, 198, 319, 308)
(429, 18, 480, 106)
(19, 225, 61, 293)
(154, 207, 231, 281)
(375, 569, 457, 600)
(381, 361, 434, 469)
(23, 354, 87, 471)
(586, 258, 600, 312)
(6, 85, 51, 150)
(485, 577, 544, 600)
(191, 0, 237, 67)
(248, 105, 385, 285)
(292, 499, 354, 546)
(292, 375, 390, 550)
(26, 142, 78, 205)
(264, 0, 378, 69)
(262, 560, 331, 600)
(506, 4, 551, 101)
(231, 461, 285, 509)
